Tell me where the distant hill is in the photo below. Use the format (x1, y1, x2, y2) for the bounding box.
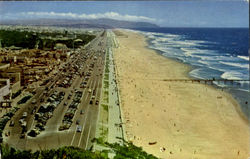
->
(0, 18, 159, 29)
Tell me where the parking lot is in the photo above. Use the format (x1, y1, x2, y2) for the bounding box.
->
(3, 31, 107, 151)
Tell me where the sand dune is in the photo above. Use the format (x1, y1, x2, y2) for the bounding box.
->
(113, 30, 249, 159)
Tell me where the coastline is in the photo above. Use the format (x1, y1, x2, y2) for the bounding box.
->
(144, 34, 250, 122)
(144, 37, 250, 125)
(113, 29, 249, 159)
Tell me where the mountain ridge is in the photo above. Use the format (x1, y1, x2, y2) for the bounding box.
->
(0, 18, 159, 29)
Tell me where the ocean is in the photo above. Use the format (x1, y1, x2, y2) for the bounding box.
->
(134, 27, 250, 120)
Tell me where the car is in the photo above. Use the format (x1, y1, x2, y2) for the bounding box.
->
(36, 123, 45, 131)
(9, 120, 14, 127)
(20, 133, 25, 139)
(80, 110, 84, 114)
(95, 100, 99, 105)
(31, 109, 36, 115)
(58, 125, 65, 131)
(76, 125, 82, 132)
(19, 118, 24, 124)
(31, 99, 37, 104)
(21, 121, 27, 128)
(68, 93, 72, 99)
(64, 102, 68, 106)
(89, 100, 93, 104)
(27, 129, 40, 137)
(76, 119, 80, 124)
(22, 112, 27, 118)
(88, 89, 92, 93)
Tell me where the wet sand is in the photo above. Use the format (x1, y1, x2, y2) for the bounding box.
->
(113, 30, 249, 159)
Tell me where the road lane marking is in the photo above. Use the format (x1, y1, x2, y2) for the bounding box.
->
(70, 74, 93, 146)
(84, 125, 92, 150)
(70, 126, 78, 146)
(77, 77, 95, 147)
(92, 80, 97, 96)
(77, 107, 89, 147)
(96, 80, 100, 97)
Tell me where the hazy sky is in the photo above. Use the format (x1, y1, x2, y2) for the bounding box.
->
(0, 1, 248, 27)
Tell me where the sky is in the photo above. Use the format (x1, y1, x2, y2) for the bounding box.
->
(0, 1, 249, 28)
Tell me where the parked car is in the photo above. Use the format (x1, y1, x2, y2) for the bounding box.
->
(88, 89, 92, 93)
(40, 98, 44, 102)
(31, 99, 37, 104)
(9, 120, 14, 127)
(22, 112, 27, 118)
(80, 110, 84, 115)
(20, 133, 25, 139)
(89, 100, 93, 105)
(76, 125, 82, 132)
(95, 100, 99, 105)
(76, 119, 80, 124)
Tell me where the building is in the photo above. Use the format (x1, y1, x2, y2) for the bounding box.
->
(0, 72, 21, 94)
(0, 79, 10, 102)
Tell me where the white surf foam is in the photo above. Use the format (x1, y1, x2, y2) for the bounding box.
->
(189, 68, 206, 79)
(238, 55, 249, 61)
(219, 61, 249, 69)
(221, 71, 245, 80)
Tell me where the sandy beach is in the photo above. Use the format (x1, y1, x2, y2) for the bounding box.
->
(113, 30, 249, 159)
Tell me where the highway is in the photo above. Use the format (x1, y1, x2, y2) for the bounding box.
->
(3, 30, 107, 151)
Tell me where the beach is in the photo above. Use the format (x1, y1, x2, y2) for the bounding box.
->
(113, 30, 249, 159)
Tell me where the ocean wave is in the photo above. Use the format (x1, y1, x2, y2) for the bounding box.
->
(152, 37, 176, 43)
(197, 55, 239, 62)
(208, 66, 227, 72)
(219, 61, 249, 69)
(238, 55, 249, 61)
(197, 60, 212, 66)
(180, 48, 219, 58)
(189, 68, 206, 79)
(236, 88, 250, 93)
(142, 31, 178, 38)
(221, 71, 245, 80)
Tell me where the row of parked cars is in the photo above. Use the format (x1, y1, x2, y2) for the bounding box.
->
(0, 107, 19, 142)
(27, 91, 65, 137)
(57, 49, 91, 88)
(59, 90, 83, 131)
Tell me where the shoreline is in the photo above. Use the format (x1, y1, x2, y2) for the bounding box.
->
(143, 32, 250, 122)
(142, 33, 249, 125)
(113, 29, 249, 159)
(144, 39, 250, 125)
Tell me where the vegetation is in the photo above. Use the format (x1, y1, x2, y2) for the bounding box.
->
(104, 74, 109, 81)
(103, 80, 109, 89)
(95, 138, 158, 159)
(102, 104, 108, 112)
(40, 36, 95, 50)
(0, 138, 158, 159)
(103, 91, 109, 103)
(0, 145, 106, 159)
(105, 67, 109, 74)
(0, 30, 38, 49)
(99, 127, 108, 141)
(0, 29, 95, 50)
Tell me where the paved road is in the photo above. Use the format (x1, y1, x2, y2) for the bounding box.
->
(3, 30, 107, 151)
(94, 31, 124, 154)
